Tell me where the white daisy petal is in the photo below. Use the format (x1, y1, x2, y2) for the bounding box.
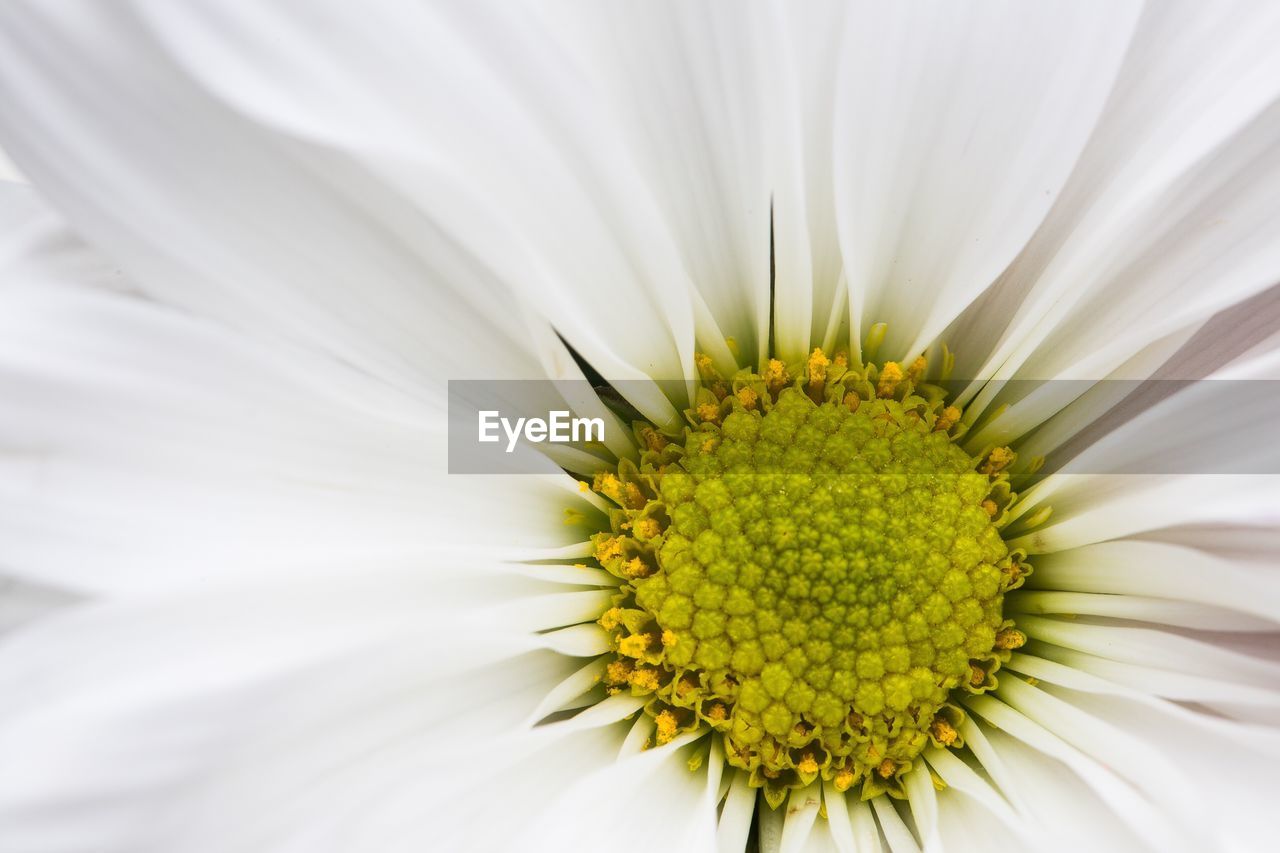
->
(846, 799, 882, 853)
(531, 621, 613, 657)
(0, 273, 597, 594)
(902, 759, 939, 850)
(774, 1, 849, 361)
(997, 357, 1280, 495)
(993, 674, 1204, 827)
(525, 736, 718, 853)
(931, 792, 1027, 853)
(1009, 350, 1280, 550)
(921, 749, 1024, 843)
(954, 717, 1029, 816)
(974, 727, 1150, 853)
(1158, 284, 1280, 381)
(1028, 642, 1280, 722)
(1146, 521, 1280, 563)
(348, 724, 634, 853)
(1005, 653, 1280, 851)
(0, 182, 125, 293)
(0, 149, 23, 183)
(1010, 591, 1278, 632)
(1013, 615, 1280, 689)
(820, 782, 857, 853)
(1006, 650, 1280, 734)
(546, 0, 799, 367)
(986, 285, 1280, 465)
(0, 1, 713, 419)
(1011, 474, 1280, 555)
(870, 796, 920, 853)
(784, 816, 844, 853)
(759, 802, 786, 853)
(525, 658, 608, 723)
(0, 570, 576, 852)
(0, 576, 79, 637)
(963, 321, 1197, 457)
(964, 696, 1191, 852)
(833, 0, 1141, 361)
(960, 0, 1280, 394)
(717, 770, 757, 853)
(779, 786, 822, 853)
(1025, 540, 1280, 625)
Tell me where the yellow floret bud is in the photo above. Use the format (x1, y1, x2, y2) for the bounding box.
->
(930, 717, 958, 747)
(655, 710, 679, 745)
(994, 627, 1027, 650)
(763, 359, 789, 394)
(981, 446, 1016, 476)
(935, 405, 961, 432)
(876, 362, 904, 398)
(618, 634, 651, 658)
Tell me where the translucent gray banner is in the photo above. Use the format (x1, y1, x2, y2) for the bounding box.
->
(447, 379, 1280, 475)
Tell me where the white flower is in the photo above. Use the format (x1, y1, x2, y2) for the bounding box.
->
(2, 1, 1280, 852)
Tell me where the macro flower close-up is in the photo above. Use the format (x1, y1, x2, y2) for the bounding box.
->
(3, 1, 1280, 851)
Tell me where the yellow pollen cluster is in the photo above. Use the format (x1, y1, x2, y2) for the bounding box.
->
(588, 349, 1032, 806)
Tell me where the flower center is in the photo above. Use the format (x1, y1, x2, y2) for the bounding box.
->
(589, 350, 1029, 805)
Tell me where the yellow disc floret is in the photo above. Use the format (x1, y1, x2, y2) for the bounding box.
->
(590, 349, 1030, 806)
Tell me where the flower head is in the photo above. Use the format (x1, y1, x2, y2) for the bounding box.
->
(1, 2, 1279, 852)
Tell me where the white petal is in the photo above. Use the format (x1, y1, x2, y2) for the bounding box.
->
(525, 658, 607, 723)
(963, 321, 1195, 457)
(783, 815, 844, 853)
(869, 797, 920, 853)
(930, 792, 1027, 853)
(525, 736, 719, 853)
(964, 696, 1188, 852)
(0, 182, 124, 293)
(921, 749, 1024, 844)
(0, 150, 23, 183)
(0, 274, 597, 594)
(1013, 615, 1280, 688)
(995, 286, 1280, 466)
(0, 570, 597, 852)
(546, 0, 801, 367)
(1024, 540, 1280, 625)
(972, 726, 1151, 852)
(820, 782, 857, 853)
(1010, 591, 1278, 632)
(342, 723, 635, 853)
(959, 1, 1280, 404)
(531, 621, 613, 657)
(1006, 649, 1280, 734)
(902, 760, 938, 850)
(1028, 642, 1280, 721)
(718, 771, 757, 853)
(1144, 522, 1280, 562)
(846, 799, 882, 853)
(1005, 653, 1280, 851)
(1011, 475, 1280, 555)
(770, 2, 849, 360)
(759, 801, 785, 853)
(0, 1, 706, 419)
(0, 575, 79, 637)
(1008, 358, 1280, 550)
(833, 0, 1140, 361)
(993, 675, 1205, 829)
(779, 786, 822, 853)
(951, 718, 1028, 817)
